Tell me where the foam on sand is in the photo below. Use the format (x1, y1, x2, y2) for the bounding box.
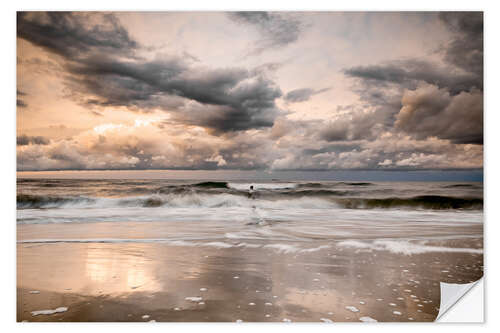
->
(31, 307, 68, 316)
(345, 306, 359, 313)
(185, 297, 203, 302)
(320, 318, 333, 323)
(360, 316, 377, 322)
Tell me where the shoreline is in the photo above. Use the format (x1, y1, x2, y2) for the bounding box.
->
(17, 235, 483, 322)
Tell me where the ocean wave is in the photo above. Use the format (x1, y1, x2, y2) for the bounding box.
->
(337, 196, 482, 210)
(339, 182, 374, 186)
(192, 181, 229, 188)
(17, 194, 95, 209)
(442, 184, 481, 189)
(17, 192, 482, 210)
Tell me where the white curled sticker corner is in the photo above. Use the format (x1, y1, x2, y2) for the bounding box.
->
(436, 278, 483, 322)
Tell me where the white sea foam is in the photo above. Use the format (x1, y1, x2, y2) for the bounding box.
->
(31, 307, 68, 316)
(263, 244, 300, 253)
(203, 242, 233, 249)
(337, 239, 483, 255)
(228, 183, 297, 190)
(235, 242, 262, 248)
(360, 316, 377, 322)
(299, 245, 330, 253)
(320, 318, 333, 323)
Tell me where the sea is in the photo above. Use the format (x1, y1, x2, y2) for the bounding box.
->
(16, 172, 484, 322)
(17, 175, 483, 251)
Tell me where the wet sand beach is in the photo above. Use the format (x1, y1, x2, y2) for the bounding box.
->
(17, 224, 483, 322)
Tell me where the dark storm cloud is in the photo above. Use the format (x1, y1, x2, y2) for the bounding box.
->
(17, 12, 283, 133)
(227, 12, 303, 54)
(284, 87, 330, 103)
(342, 12, 483, 145)
(17, 89, 27, 108)
(395, 84, 483, 144)
(17, 134, 49, 146)
(344, 58, 482, 94)
(344, 12, 483, 93)
(439, 12, 483, 76)
(17, 99, 27, 108)
(17, 12, 138, 58)
(67, 56, 282, 133)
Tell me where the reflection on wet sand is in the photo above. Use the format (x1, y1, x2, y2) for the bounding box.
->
(17, 236, 483, 322)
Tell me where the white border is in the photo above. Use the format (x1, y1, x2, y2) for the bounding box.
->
(3, 0, 498, 331)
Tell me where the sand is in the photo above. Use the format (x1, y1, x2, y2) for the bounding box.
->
(17, 224, 483, 322)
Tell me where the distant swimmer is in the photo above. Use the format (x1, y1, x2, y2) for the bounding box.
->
(246, 185, 267, 226)
(248, 185, 256, 200)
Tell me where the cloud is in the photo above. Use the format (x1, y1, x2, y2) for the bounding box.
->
(17, 134, 50, 146)
(17, 89, 28, 108)
(342, 12, 483, 147)
(395, 83, 483, 144)
(17, 99, 27, 108)
(439, 12, 483, 76)
(17, 120, 278, 171)
(344, 13, 483, 90)
(17, 12, 283, 134)
(16, 12, 484, 171)
(344, 58, 481, 94)
(17, 12, 138, 58)
(284, 87, 330, 103)
(227, 12, 303, 55)
(16, 117, 483, 171)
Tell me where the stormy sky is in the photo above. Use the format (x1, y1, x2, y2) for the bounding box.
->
(16, 11, 483, 171)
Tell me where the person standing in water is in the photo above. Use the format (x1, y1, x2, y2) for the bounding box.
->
(248, 185, 256, 200)
(247, 185, 267, 225)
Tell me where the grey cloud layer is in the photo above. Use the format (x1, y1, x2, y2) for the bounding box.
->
(439, 12, 483, 76)
(396, 84, 483, 144)
(17, 89, 27, 108)
(227, 12, 303, 55)
(17, 12, 138, 58)
(17, 134, 49, 146)
(341, 12, 483, 145)
(284, 87, 330, 103)
(17, 12, 283, 133)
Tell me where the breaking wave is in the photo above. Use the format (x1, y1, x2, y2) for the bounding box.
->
(17, 192, 482, 210)
(337, 196, 482, 210)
